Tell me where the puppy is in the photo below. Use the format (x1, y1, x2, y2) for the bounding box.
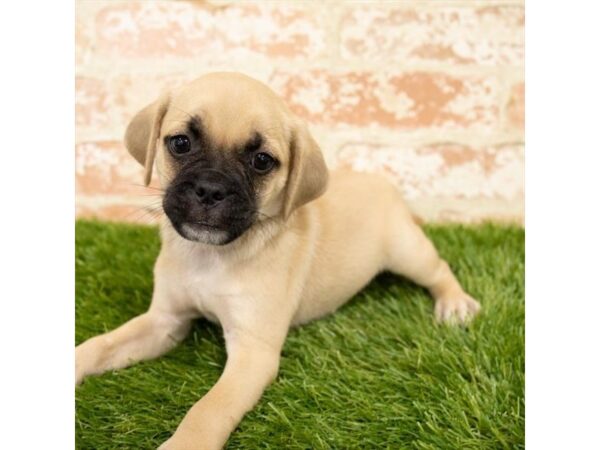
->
(75, 72, 481, 449)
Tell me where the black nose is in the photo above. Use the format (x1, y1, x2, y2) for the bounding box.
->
(194, 181, 230, 206)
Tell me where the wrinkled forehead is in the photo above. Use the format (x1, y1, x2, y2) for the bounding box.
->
(162, 77, 291, 155)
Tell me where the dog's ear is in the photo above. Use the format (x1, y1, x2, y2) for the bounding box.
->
(283, 119, 329, 219)
(124, 94, 170, 185)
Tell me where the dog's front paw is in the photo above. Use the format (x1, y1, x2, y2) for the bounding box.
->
(75, 342, 97, 386)
(158, 437, 209, 450)
(158, 433, 215, 450)
(75, 346, 87, 386)
(434, 293, 481, 325)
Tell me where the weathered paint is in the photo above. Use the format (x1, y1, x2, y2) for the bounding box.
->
(76, 0, 525, 224)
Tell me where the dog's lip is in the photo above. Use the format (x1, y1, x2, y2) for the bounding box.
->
(188, 221, 223, 230)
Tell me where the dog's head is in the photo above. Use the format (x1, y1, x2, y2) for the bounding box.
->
(124, 72, 328, 245)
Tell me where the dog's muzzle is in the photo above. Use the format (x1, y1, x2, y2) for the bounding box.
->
(163, 168, 256, 245)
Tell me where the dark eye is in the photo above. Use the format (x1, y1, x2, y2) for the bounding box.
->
(252, 152, 276, 173)
(168, 135, 191, 155)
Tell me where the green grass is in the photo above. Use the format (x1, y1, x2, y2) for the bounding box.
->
(75, 220, 524, 450)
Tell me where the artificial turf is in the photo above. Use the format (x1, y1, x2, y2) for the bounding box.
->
(75, 220, 524, 449)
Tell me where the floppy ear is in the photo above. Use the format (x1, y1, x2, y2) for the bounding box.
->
(124, 94, 170, 185)
(283, 120, 329, 219)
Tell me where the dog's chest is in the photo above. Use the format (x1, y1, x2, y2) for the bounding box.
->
(178, 252, 247, 325)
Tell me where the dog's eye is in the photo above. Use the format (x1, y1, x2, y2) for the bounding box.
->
(168, 135, 191, 155)
(252, 152, 275, 173)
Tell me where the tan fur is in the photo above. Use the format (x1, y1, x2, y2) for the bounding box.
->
(76, 72, 480, 450)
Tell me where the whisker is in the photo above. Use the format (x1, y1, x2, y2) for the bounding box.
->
(115, 199, 165, 224)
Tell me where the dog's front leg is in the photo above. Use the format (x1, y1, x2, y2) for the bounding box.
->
(75, 310, 191, 385)
(159, 327, 285, 450)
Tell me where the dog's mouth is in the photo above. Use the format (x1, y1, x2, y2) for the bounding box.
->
(164, 206, 256, 244)
(177, 221, 232, 245)
(190, 221, 223, 231)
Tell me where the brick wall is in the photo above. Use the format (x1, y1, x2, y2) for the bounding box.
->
(75, 0, 524, 224)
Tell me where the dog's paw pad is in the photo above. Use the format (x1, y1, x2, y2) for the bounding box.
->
(434, 294, 481, 325)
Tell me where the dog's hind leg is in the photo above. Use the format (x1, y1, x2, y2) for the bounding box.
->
(383, 205, 480, 324)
